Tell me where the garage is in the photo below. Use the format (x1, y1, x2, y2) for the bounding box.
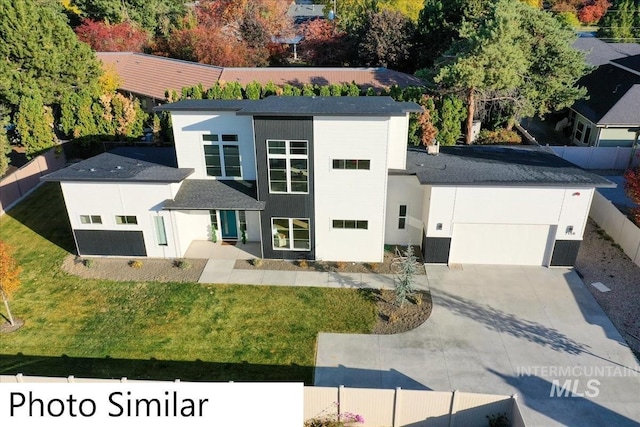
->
(74, 230, 147, 256)
(449, 223, 556, 266)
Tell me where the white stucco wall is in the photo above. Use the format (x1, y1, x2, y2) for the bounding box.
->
(387, 115, 410, 170)
(425, 186, 593, 241)
(385, 175, 424, 245)
(61, 181, 181, 258)
(171, 210, 211, 256)
(170, 111, 256, 179)
(313, 116, 390, 262)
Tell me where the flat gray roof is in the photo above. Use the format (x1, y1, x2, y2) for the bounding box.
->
(156, 96, 422, 116)
(163, 179, 265, 211)
(41, 148, 193, 183)
(393, 146, 615, 188)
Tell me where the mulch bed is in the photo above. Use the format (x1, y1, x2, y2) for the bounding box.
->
(369, 290, 432, 334)
(234, 245, 425, 275)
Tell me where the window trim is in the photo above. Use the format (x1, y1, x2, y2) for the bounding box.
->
(267, 139, 309, 194)
(271, 217, 311, 251)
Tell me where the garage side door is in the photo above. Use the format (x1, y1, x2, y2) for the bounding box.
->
(449, 224, 554, 266)
(74, 230, 147, 256)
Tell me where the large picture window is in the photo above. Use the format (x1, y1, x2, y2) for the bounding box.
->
(272, 218, 310, 250)
(267, 140, 308, 193)
(203, 134, 241, 178)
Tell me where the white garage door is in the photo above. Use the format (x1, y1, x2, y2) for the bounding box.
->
(449, 224, 555, 266)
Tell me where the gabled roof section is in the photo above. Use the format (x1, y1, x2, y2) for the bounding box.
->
(572, 37, 640, 67)
(96, 52, 426, 102)
(163, 180, 265, 211)
(612, 54, 640, 75)
(156, 96, 422, 116)
(41, 148, 193, 183)
(97, 52, 224, 100)
(394, 146, 615, 188)
(572, 64, 640, 125)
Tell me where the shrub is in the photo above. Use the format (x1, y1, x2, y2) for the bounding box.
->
(475, 129, 522, 145)
(336, 261, 347, 270)
(174, 259, 191, 270)
(83, 258, 94, 268)
(298, 259, 308, 269)
(129, 260, 143, 269)
(250, 258, 263, 267)
(392, 245, 419, 306)
(487, 412, 510, 427)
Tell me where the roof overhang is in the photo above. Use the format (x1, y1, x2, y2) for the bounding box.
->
(163, 179, 265, 211)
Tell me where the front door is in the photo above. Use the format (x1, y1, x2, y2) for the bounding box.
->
(220, 210, 238, 239)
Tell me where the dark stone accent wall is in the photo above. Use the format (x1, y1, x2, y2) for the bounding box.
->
(253, 116, 315, 260)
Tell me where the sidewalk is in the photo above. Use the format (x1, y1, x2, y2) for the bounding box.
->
(197, 258, 430, 290)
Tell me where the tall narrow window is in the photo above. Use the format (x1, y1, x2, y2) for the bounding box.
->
(154, 216, 168, 246)
(223, 145, 241, 177)
(204, 145, 222, 176)
(238, 211, 247, 232)
(398, 205, 407, 229)
(267, 140, 308, 193)
(272, 218, 310, 250)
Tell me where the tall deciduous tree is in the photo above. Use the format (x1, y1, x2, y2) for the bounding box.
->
(358, 9, 414, 70)
(75, 19, 149, 52)
(0, 241, 22, 327)
(433, 0, 589, 143)
(624, 165, 640, 226)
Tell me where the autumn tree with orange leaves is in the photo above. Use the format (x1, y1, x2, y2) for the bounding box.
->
(0, 241, 22, 327)
(624, 165, 640, 226)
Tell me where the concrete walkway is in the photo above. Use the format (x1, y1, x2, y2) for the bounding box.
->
(198, 258, 429, 290)
(315, 265, 640, 427)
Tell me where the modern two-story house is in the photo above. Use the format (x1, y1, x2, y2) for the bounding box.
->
(42, 96, 613, 266)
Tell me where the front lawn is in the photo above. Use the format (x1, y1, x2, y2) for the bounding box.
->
(0, 183, 376, 383)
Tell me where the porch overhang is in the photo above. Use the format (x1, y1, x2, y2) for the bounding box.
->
(163, 179, 265, 211)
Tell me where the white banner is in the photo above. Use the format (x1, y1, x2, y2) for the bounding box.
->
(0, 382, 303, 426)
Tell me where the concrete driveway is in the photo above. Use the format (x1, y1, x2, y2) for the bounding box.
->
(315, 265, 640, 427)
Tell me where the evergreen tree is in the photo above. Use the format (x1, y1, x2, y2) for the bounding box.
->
(15, 93, 55, 158)
(598, 0, 640, 42)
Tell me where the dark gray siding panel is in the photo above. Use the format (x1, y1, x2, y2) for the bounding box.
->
(75, 230, 147, 256)
(423, 237, 451, 264)
(253, 116, 315, 260)
(550, 240, 581, 266)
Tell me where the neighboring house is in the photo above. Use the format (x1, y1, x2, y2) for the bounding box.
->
(287, 2, 325, 25)
(96, 52, 426, 110)
(569, 37, 640, 147)
(41, 97, 612, 266)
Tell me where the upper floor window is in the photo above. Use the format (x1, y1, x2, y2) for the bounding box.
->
(332, 219, 368, 230)
(398, 205, 407, 229)
(267, 140, 308, 193)
(115, 215, 137, 225)
(203, 139, 241, 178)
(332, 159, 370, 170)
(80, 215, 102, 224)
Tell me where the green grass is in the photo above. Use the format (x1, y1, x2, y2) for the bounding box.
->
(0, 183, 377, 383)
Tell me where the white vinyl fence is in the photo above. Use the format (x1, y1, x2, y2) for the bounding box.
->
(0, 375, 526, 427)
(589, 191, 640, 267)
(0, 146, 66, 216)
(547, 145, 640, 170)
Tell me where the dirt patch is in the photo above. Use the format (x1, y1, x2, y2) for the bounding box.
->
(576, 220, 640, 357)
(367, 289, 432, 334)
(234, 245, 425, 275)
(0, 318, 25, 334)
(61, 255, 207, 283)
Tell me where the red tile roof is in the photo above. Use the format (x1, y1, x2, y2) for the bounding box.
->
(96, 52, 425, 101)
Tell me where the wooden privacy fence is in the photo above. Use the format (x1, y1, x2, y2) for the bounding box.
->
(0, 147, 66, 216)
(0, 375, 526, 427)
(589, 191, 640, 267)
(547, 145, 640, 170)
